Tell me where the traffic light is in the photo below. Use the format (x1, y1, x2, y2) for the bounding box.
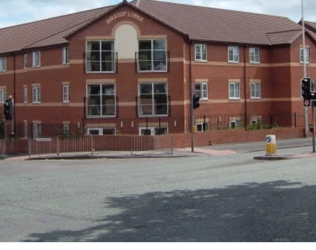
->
(301, 77, 312, 107)
(4, 99, 12, 121)
(193, 94, 200, 109)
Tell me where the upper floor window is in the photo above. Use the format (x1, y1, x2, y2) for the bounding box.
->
(86, 41, 115, 73)
(250, 82, 261, 99)
(139, 83, 168, 116)
(300, 47, 310, 64)
(138, 39, 167, 72)
(195, 82, 208, 100)
(24, 87, 28, 103)
(229, 82, 240, 99)
(32, 86, 41, 103)
(63, 85, 69, 103)
(249, 47, 260, 63)
(0, 89, 6, 103)
(195, 44, 207, 61)
(228, 46, 239, 63)
(86, 84, 116, 117)
(23, 54, 28, 69)
(0, 57, 7, 72)
(32, 51, 41, 67)
(62, 47, 69, 64)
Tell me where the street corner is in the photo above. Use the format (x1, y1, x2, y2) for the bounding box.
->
(253, 152, 315, 161)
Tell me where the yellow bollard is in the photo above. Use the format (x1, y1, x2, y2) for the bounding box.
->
(193, 125, 197, 133)
(266, 135, 276, 156)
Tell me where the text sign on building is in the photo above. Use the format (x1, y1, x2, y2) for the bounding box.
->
(106, 11, 144, 24)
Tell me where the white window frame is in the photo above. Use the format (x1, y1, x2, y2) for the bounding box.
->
(32, 86, 41, 103)
(229, 82, 240, 99)
(24, 122, 28, 138)
(138, 39, 168, 72)
(139, 127, 155, 136)
(249, 47, 260, 64)
(86, 41, 116, 73)
(0, 89, 6, 103)
(86, 83, 116, 118)
(195, 82, 208, 100)
(87, 128, 103, 135)
(0, 57, 7, 72)
(32, 51, 41, 67)
(23, 54, 28, 69)
(195, 44, 207, 62)
(32, 123, 41, 138)
(24, 87, 28, 103)
(62, 47, 69, 64)
(228, 46, 239, 63)
(251, 118, 262, 126)
(63, 124, 70, 136)
(138, 82, 168, 117)
(300, 47, 310, 64)
(250, 82, 261, 99)
(63, 85, 70, 103)
(230, 119, 241, 129)
(196, 122, 209, 132)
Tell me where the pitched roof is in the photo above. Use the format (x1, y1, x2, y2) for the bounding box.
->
(0, 0, 308, 54)
(0, 5, 113, 54)
(301, 20, 316, 33)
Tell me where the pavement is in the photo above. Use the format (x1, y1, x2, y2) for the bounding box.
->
(3, 137, 316, 161)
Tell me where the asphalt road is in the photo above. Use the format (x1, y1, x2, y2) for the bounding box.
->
(1, 146, 316, 242)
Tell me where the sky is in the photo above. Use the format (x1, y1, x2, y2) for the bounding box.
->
(0, 0, 316, 29)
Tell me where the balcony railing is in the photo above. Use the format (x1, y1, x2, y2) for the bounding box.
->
(85, 52, 118, 73)
(135, 51, 170, 72)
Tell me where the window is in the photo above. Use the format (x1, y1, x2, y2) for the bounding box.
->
(87, 84, 116, 117)
(251, 118, 262, 126)
(23, 54, 28, 69)
(24, 87, 28, 103)
(139, 83, 168, 116)
(0, 89, 6, 103)
(62, 47, 69, 64)
(138, 39, 167, 71)
(196, 122, 209, 132)
(24, 122, 28, 138)
(249, 47, 260, 63)
(86, 41, 115, 72)
(195, 82, 208, 100)
(228, 46, 239, 63)
(63, 85, 69, 103)
(250, 82, 261, 99)
(300, 48, 310, 64)
(195, 44, 207, 61)
(230, 119, 241, 129)
(32, 123, 41, 138)
(87, 128, 115, 135)
(63, 124, 70, 136)
(32, 87, 41, 103)
(229, 82, 240, 99)
(32, 51, 41, 67)
(0, 57, 6, 72)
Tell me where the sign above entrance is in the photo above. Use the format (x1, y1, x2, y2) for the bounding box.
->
(106, 11, 144, 24)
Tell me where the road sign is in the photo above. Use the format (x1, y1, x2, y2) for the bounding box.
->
(266, 136, 271, 143)
(304, 99, 311, 107)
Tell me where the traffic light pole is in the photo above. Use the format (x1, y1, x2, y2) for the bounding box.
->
(190, 83, 194, 153)
(313, 102, 315, 153)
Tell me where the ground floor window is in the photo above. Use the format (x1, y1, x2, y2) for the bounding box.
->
(196, 122, 209, 132)
(87, 127, 116, 135)
(139, 127, 168, 135)
(230, 119, 241, 129)
(32, 123, 41, 138)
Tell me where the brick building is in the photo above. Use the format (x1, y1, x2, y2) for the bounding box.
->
(0, 0, 316, 138)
